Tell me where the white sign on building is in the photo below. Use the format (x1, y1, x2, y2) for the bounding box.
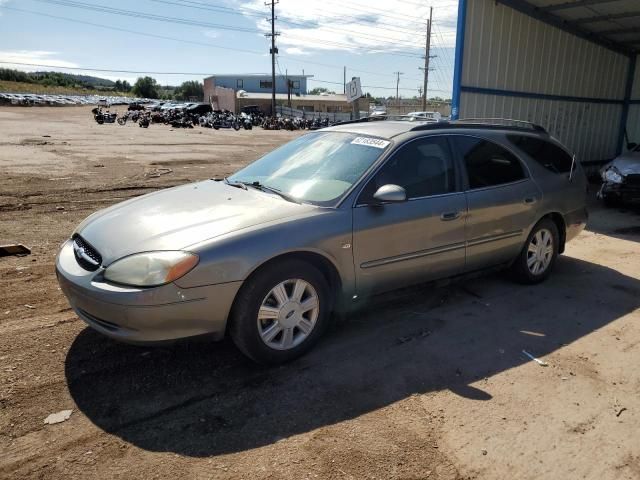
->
(346, 77, 362, 103)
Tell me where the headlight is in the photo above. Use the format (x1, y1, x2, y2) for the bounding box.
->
(603, 168, 623, 184)
(104, 251, 199, 287)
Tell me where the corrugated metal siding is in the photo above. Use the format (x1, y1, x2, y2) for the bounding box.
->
(459, 0, 632, 161)
(463, 0, 628, 99)
(460, 91, 622, 162)
(632, 55, 640, 100)
(626, 55, 640, 144)
(627, 106, 640, 145)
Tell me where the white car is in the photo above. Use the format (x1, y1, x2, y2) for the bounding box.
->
(406, 111, 442, 121)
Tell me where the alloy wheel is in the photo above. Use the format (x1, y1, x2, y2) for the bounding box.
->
(257, 279, 319, 350)
(527, 228, 554, 275)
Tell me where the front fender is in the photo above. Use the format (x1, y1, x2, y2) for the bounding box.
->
(174, 209, 355, 296)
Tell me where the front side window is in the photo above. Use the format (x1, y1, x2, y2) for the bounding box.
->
(507, 135, 573, 173)
(455, 136, 525, 189)
(236, 79, 243, 89)
(359, 136, 456, 203)
(260, 80, 273, 89)
(229, 132, 390, 206)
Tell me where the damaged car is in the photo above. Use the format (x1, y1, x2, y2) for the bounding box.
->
(598, 144, 640, 206)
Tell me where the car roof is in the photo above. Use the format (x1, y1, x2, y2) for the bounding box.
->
(323, 120, 432, 139)
(324, 118, 549, 140)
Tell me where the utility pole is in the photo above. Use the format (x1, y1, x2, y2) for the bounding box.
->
(286, 68, 291, 108)
(265, 0, 279, 115)
(420, 6, 433, 111)
(343, 66, 346, 94)
(394, 71, 404, 107)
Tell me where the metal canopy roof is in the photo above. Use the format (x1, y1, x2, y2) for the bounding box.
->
(497, 0, 640, 56)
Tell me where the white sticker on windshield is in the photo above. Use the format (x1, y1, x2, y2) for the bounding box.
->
(351, 137, 390, 149)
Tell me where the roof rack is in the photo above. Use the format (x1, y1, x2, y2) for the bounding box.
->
(332, 115, 439, 126)
(456, 118, 547, 132)
(409, 118, 547, 134)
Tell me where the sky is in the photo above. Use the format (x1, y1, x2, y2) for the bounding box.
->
(0, 0, 459, 99)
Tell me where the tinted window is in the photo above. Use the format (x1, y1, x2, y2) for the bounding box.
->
(360, 136, 456, 202)
(507, 135, 573, 173)
(456, 136, 525, 189)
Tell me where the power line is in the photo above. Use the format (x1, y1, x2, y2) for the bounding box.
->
(1, 5, 448, 90)
(31, 0, 259, 33)
(0, 60, 451, 95)
(149, 0, 430, 51)
(29, 0, 426, 59)
(0, 6, 264, 56)
(0, 61, 221, 76)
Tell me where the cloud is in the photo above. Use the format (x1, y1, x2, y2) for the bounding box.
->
(0, 0, 11, 16)
(285, 47, 310, 56)
(0, 50, 79, 69)
(238, 0, 458, 55)
(203, 30, 221, 39)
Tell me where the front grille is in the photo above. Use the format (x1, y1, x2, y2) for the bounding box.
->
(72, 234, 102, 271)
(626, 174, 640, 186)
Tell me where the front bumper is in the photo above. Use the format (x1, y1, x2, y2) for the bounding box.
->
(56, 239, 242, 343)
(598, 181, 640, 202)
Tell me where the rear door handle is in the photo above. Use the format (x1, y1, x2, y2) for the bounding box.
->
(440, 211, 461, 221)
(524, 197, 536, 204)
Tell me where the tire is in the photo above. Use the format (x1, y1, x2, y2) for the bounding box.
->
(510, 218, 559, 284)
(229, 259, 332, 364)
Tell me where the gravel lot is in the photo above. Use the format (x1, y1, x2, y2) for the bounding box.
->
(1, 106, 639, 480)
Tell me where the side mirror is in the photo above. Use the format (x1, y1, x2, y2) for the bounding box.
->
(627, 142, 637, 151)
(372, 184, 407, 203)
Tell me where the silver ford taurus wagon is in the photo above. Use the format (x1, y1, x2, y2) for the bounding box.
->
(56, 119, 588, 363)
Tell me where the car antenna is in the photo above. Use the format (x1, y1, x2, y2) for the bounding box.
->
(569, 154, 576, 182)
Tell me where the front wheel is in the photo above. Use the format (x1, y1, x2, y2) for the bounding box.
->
(229, 259, 331, 364)
(510, 218, 559, 284)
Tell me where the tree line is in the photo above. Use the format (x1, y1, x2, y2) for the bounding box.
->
(0, 68, 203, 100)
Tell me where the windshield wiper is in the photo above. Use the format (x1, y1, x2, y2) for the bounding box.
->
(223, 177, 247, 190)
(238, 180, 299, 203)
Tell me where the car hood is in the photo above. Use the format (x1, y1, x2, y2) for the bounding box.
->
(604, 154, 640, 175)
(75, 180, 316, 265)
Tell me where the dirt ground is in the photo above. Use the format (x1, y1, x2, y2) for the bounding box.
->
(1, 106, 639, 480)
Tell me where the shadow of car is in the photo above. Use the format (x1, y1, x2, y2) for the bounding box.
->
(64, 255, 640, 457)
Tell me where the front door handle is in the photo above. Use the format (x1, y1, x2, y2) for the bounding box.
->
(440, 211, 461, 221)
(524, 197, 536, 204)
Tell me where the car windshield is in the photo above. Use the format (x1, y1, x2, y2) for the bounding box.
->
(228, 131, 390, 206)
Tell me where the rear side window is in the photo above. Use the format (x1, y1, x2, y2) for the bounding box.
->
(454, 136, 525, 189)
(507, 135, 573, 173)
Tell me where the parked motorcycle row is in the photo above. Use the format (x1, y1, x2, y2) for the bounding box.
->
(91, 103, 336, 131)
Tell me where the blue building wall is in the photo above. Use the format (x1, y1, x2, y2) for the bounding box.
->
(210, 75, 308, 94)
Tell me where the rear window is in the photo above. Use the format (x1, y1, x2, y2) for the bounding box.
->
(507, 135, 573, 173)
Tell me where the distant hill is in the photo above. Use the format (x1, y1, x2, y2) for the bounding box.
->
(0, 68, 127, 92)
(32, 71, 115, 87)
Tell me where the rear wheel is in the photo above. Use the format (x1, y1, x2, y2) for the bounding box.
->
(511, 218, 559, 284)
(229, 259, 331, 364)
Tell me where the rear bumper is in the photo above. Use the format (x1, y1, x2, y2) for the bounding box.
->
(565, 206, 588, 243)
(56, 239, 242, 343)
